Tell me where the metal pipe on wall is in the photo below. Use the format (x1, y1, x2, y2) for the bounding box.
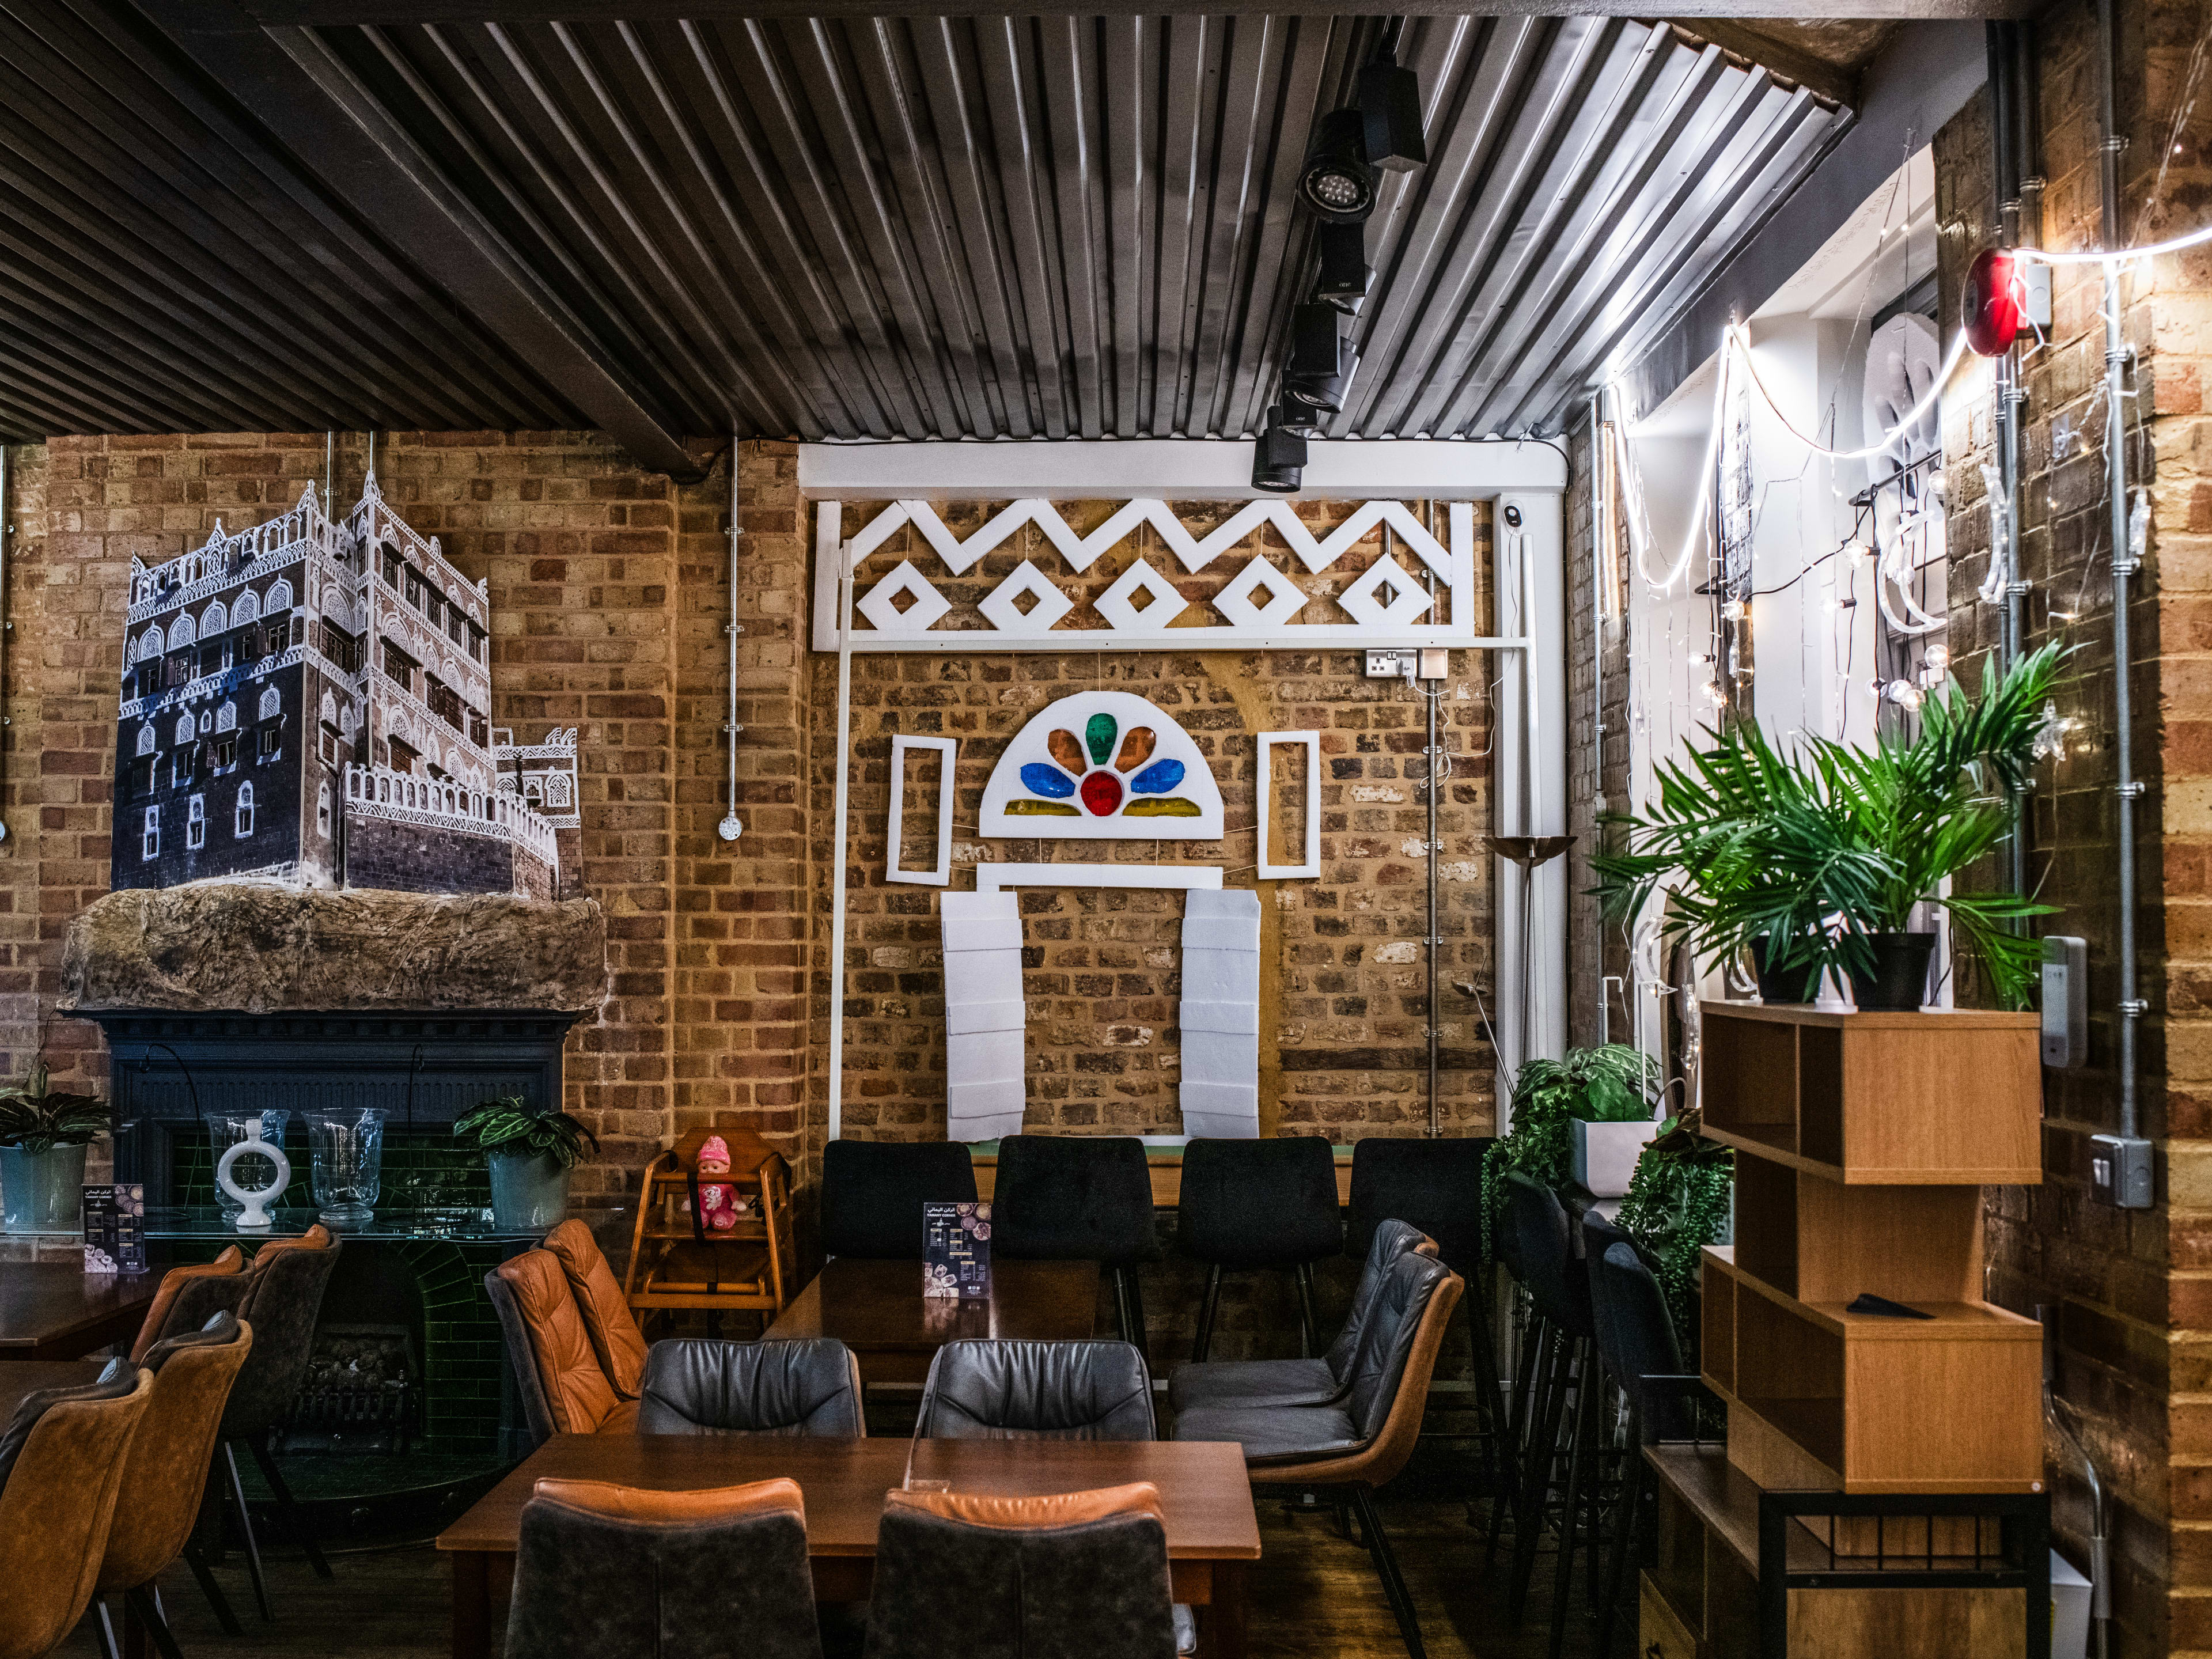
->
(719, 436, 745, 845)
(0, 441, 9, 846)
(2097, 0, 2145, 1146)
(1988, 22, 2031, 904)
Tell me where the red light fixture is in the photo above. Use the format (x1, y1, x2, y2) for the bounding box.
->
(1964, 248, 2022, 357)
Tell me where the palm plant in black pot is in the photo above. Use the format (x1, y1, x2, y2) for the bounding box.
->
(1594, 643, 2065, 1010)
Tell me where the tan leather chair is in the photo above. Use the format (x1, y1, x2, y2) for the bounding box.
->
(127, 1247, 246, 1364)
(486, 1245, 643, 1441)
(0, 1364, 154, 1659)
(92, 1312, 255, 1659)
(540, 1219, 650, 1398)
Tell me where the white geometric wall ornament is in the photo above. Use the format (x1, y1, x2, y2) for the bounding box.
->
(1215, 556, 1309, 630)
(977, 560, 1075, 634)
(855, 560, 952, 635)
(978, 691, 1224, 840)
(887, 735, 957, 887)
(1093, 559, 1189, 634)
(1257, 731, 1322, 880)
(940, 891, 1029, 1142)
(1338, 554, 1433, 628)
(1179, 888, 1262, 1139)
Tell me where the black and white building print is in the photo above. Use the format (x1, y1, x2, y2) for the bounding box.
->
(112, 474, 559, 899)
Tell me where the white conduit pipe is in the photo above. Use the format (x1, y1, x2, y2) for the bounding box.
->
(719, 437, 745, 844)
(825, 506, 857, 1142)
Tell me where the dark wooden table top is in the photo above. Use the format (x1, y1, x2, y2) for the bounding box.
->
(766, 1257, 1100, 1361)
(0, 1262, 161, 1361)
(0, 1359, 106, 1419)
(435, 1434, 1260, 1562)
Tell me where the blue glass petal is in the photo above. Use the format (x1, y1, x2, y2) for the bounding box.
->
(1020, 762, 1077, 799)
(1130, 759, 1185, 795)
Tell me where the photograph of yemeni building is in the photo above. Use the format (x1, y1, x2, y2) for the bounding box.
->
(110, 473, 560, 899)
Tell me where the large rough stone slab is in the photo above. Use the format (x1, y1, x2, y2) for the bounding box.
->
(59, 882, 608, 1014)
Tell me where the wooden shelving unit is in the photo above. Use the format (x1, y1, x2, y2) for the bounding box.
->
(1644, 1001, 2049, 1656)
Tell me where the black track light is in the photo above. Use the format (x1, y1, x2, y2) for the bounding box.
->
(1358, 21, 1428, 174)
(1315, 223, 1373, 316)
(1274, 397, 1325, 440)
(1286, 333, 1359, 418)
(1297, 109, 1375, 224)
(1285, 304, 1342, 385)
(1252, 416, 1307, 494)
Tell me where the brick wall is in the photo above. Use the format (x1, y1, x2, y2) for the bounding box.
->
(1565, 418, 1635, 1051)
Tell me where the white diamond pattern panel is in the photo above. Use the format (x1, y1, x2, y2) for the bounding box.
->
(977, 561, 1075, 633)
(1338, 554, 1433, 628)
(1093, 559, 1189, 634)
(854, 560, 952, 635)
(1214, 556, 1310, 630)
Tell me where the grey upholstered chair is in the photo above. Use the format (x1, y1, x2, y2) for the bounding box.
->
(1168, 1218, 1437, 1412)
(506, 1476, 824, 1659)
(637, 1339, 866, 1437)
(915, 1340, 1154, 1441)
(864, 1485, 1177, 1659)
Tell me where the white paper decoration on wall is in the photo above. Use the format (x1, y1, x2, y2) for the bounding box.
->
(940, 891, 1028, 1142)
(1179, 888, 1262, 1138)
(978, 691, 1223, 840)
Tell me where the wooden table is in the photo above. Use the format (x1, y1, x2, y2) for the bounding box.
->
(0, 1262, 160, 1361)
(766, 1257, 1100, 1386)
(439, 1435, 1258, 1658)
(0, 1359, 105, 1418)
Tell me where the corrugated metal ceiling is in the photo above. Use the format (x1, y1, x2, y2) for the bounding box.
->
(0, 6, 1850, 449)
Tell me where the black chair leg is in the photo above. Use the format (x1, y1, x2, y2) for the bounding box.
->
(1509, 1330, 1574, 1627)
(223, 1441, 273, 1620)
(249, 1435, 334, 1580)
(126, 1585, 189, 1659)
(1293, 1262, 1320, 1358)
(1466, 1275, 1516, 1537)
(183, 1540, 243, 1635)
(1193, 1263, 1222, 1363)
(1546, 1353, 1601, 1659)
(1123, 1265, 1150, 1370)
(1350, 1486, 1426, 1659)
(1486, 1302, 1548, 1563)
(1594, 1419, 1647, 1656)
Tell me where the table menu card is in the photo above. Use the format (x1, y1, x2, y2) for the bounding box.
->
(84, 1183, 146, 1274)
(923, 1200, 991, 1300)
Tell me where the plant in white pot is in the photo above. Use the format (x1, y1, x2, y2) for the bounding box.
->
(0, 1060, 109, 1234)
(1480, 1044, 1665, 1247)
(453, 1096, 599, 1231)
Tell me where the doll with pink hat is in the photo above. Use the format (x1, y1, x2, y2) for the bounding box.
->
(693, 1134, 743, 1232)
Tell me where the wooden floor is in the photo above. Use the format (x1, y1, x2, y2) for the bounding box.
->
(57, 1479, 1630, 1659)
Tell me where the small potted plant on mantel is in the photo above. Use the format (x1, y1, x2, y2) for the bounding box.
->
(453, 1095, 599, 1231)
(0, 1060, 109, 1234)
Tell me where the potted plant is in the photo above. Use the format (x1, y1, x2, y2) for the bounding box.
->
(1615, 1110, 1735, 1358)
(0, 1060, 109, 1234)
(1482, 1044, 1665, 1253)
(1594, 645, 2063, 1010)
(453, 1096, 599, 1230)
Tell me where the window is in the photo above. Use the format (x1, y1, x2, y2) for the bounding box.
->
(546, 771, 572, 809)
(380, 544, 401, 588)
(130, 758, 155, 800)
(202, 600, 226, 635)
(317, 781, 332, 838)
(320, 691, 337, 726)
(235, 783, 255, 838)
(216, 702, 236, 733)
(257, 725, 281, 762)
(232, 588, 259, 625)
(381, 640, 418, 693)
(167, 614, 196, 651)
(212, 736, 236, 772)
(141, 806, 158, 860)
(138, 626, 163, 661)
(523, 775, 542, 804)
(174, 713, 195, 747)
(388, 736, 420, 775)
(259, 685, 281, 723)
(135, 725, 156, 757)
(266, 578, 293, 612)
(171, 749, 192, 789)
(186, 795, 205, 851)
(446, 609, 465, 647)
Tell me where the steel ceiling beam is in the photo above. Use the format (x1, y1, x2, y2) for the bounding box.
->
(132, 0, 707, 478)
(243, 0, 2039, 23)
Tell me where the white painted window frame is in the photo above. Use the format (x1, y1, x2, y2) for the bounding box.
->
(1256, 731, 1322, 880)
(885, 736, 957, 887)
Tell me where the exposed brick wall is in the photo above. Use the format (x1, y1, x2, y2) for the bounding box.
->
(808, 502, 1499, 1146)
(1564, 418, 1635, 1051)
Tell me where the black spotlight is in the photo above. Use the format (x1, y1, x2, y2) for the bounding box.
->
(1252, 414, 1307, 494)
(1358, 21, 1428, 173)
(1274, 397, 1326, 440)
(1315, 222, 1372, 315)
(1285, 312, 1358, 417)
(1297, 108, 1374, 224)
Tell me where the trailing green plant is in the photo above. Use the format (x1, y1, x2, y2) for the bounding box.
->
(1615, 1110, 1734, 1356)
(0, 1060, 108, 1153)
(452, 1096, 599, 1170)
(1593, 643, 2066, 1007)
(1480, 1044, 1662, 1262)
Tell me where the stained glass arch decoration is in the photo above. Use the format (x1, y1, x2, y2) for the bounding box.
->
(978, 691, 1224, 840)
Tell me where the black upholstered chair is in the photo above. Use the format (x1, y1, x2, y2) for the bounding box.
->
(821, 1140, 979, 1259)
(916, 1340, 1155, 1441)
(991, 1135, 1160, 1362)
(865, 1485, 1177, 1659)
(506, 1476, 824, 1659)
(215, 1230, 341, 1618)
(1589, 1236, 1694, 1656)
(638, 1339, 866, 1437)
(1177, 1136, 1342, 1362)
(1501, 1172, 1597, 1628)
(1168, 1218, 1435, 1413)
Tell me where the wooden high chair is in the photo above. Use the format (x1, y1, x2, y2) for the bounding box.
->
(622, 1127, 796, 1333)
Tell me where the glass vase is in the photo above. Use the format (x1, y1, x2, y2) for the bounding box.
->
(306, 1107, 385, 1227)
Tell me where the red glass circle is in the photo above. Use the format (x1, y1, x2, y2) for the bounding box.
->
(1964, 248, 2021, 357)
(1080, 771, 1123, 817)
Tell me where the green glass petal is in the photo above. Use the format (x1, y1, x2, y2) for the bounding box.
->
(1085, 711, 1116, 767)
(1122, 797, 1202, 817)
(1004, 799, 1081, 816)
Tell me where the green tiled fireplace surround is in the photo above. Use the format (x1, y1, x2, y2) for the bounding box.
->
(171, 1128, 509, 1452)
